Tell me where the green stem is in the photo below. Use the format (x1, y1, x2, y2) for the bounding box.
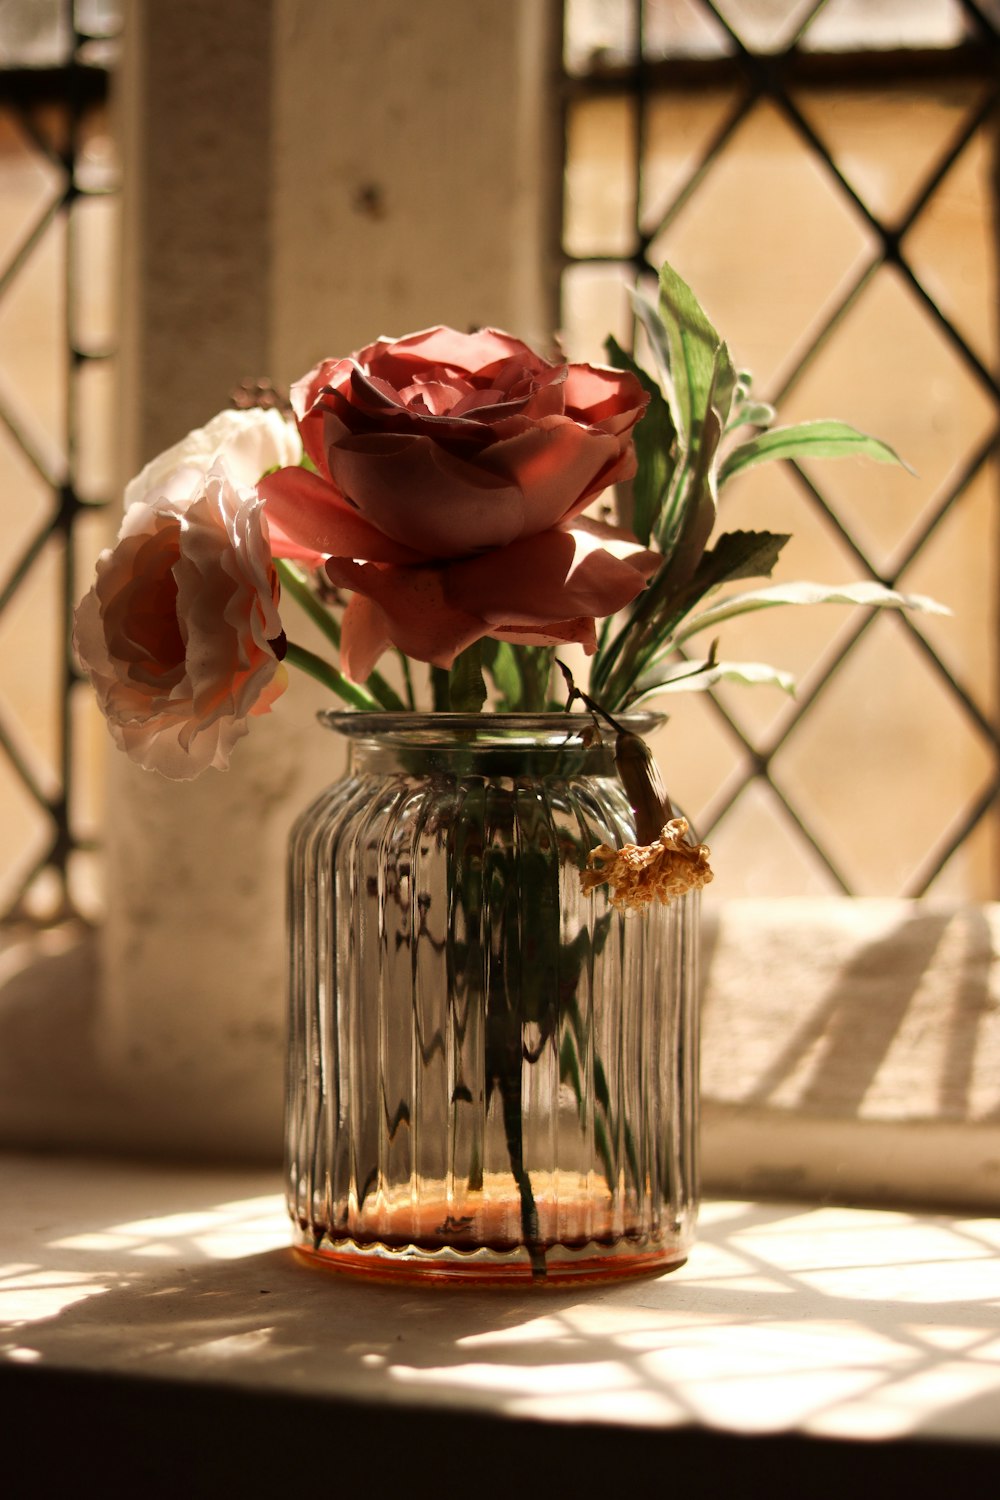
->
(398, 651, 416, 711)
(283, 640, 382, 711)
(431, 665, 451, 711)
(275, 558, 341, 649)
(516, 646, 555, 711)
(275, 558, 406, 711)
(448, 640, 488, 712)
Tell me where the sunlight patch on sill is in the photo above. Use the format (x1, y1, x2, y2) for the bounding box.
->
(0, 1266, 109, 1322)
(48, 1195, 287, 1263)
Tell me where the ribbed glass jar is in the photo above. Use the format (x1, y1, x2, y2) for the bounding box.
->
(285, 713, 699, 1285)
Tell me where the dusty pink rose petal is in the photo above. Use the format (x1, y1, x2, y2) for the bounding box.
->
(444, 518, 658, 626)
(323, 515, 655, 677)
(325, 557, 486, 679)
(321, 435, 526, 557)
(73, 466, 286, 780)
(492, 616, 599, 652)
(265, 324, 651, 679)
(258, 464, 423, 566)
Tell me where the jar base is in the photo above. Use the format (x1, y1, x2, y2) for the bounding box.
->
(291, 1225, 689, 1287)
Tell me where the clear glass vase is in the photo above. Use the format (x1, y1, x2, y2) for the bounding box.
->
(285, 712, 699, 1285)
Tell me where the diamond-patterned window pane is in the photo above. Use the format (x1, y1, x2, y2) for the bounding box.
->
(647, 98, 880, 389)
(0, 534, 63, 792)
(904, 126, 1000, 372)
(900, 459, 999, 718)
(563, 0, 1000, 898)
(0, 0, 73, 68)
(713, 0, 831, 54)
(800, 0, 968, 52)
(644, 0, 729, 60)
(564, 95, 638, 256)
(793, 83, 993, 225)
(0, 0, 118, 920)
(564, 0, 640, 72)
(780, 267, 997, 567)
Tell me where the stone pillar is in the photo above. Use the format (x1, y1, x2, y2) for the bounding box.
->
(98, 0, 563, 1158)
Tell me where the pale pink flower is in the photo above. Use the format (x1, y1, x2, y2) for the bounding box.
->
(125, 406, 301, 512)
(74, 466, 286, 779)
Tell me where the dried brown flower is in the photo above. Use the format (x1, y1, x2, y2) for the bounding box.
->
(581, 818, 713, 911)
(229, 377, 293, 415)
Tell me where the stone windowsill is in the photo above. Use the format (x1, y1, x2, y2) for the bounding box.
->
(1, 1151, 998, 1498)
(699, 901, 1000, 1209)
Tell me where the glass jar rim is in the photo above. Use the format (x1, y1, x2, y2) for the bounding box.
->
(318, 709, 665, 746)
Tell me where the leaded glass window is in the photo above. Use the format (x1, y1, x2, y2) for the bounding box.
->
(563, 0, 1000, 897)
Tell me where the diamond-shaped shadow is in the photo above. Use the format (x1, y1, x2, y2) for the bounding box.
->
(772, 611, 998, 894)
(649, 98, 878, 389)
(779, 263, 997, 572)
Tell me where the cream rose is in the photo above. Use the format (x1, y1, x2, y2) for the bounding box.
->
(124, 406, 301, 512)
(73, 465, 286, 779)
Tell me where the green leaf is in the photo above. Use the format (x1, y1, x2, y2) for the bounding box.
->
(629, 291, 676, 412)
(627, 656, 797, 705)
(651, 358, 724, 569)
(674, 579, 951, 645)
(605, 335, 676, 546)
(719, 420, 911, 486)
(611, 530, 788, 689)
(726, 399, 776, 433)
(685, 528, 790, 595)
(657, 259, 737, 442)
(511, 645, 555, 712)
(481, 639, 523, 709)
(589, 376, 729, 706)
(430, 666, 451, 711)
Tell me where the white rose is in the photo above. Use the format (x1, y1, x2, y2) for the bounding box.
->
(124, 406, 302, 511)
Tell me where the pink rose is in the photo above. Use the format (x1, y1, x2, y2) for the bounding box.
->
(74, 466, 286, 780)
(259, 326, 656, 679)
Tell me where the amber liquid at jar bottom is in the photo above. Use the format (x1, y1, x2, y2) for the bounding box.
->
(285, 715, 699, 1286)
